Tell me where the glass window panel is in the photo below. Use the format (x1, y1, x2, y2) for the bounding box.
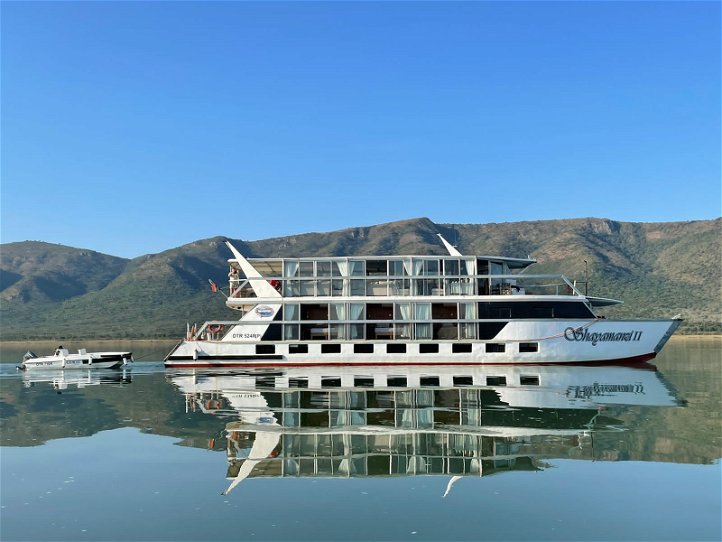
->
(444, 259, 459, 276)
(389, 260, 404, 277)
(317, 279, 331, 296)
(317, 261, 331, 276)
(284, 261, 299, 277)
(350, 279, 365, 296)
(395, 303, 411, 319)
(299, 261, 314, 277)
(415, 303, 431, 319)
(415, 323, 432, 339)
(424, 259, 439, 276)
(349, 260, 365, 276)
(284, 325, 299, 340)
(349, 324, 365, 339)
(350, 303, 365, 319)
(284, 304, 299, 320)
(330, 303, 346, 320)
(459, 302, 476, 319)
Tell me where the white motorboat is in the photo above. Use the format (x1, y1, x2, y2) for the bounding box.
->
(165, 234, 682, 368)
(18, 346, 133, 370)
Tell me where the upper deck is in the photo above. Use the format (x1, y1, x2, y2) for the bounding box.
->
(227, 253, 585, 302)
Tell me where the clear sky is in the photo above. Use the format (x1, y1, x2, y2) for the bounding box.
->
(2, 1, 720, 258)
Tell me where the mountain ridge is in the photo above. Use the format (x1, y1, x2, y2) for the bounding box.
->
(1, 217, 720, 339)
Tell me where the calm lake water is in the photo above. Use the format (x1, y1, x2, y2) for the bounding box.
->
(1, 338, 720, 541)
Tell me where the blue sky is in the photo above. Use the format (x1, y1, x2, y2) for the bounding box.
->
(2, 1, 720, 258)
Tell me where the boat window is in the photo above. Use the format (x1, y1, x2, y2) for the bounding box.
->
(284, 304, 299, 320)
(386, 344, 406, 354)
(354, 344, 374, 354)
(349, 260, 365, 276)
(321, 377, 341, 388)
(486, 376, 506, 386)
(419, 344, 439, 353)
(289, 378, 308, 389)
(420, 376, 440, 387)
(256, 344, 275, 355)
(477, 301, 594, 319)
(424, 259, 439, 276)
(289, 344, 308, 354)
(434, 323, 458, 340)
(330, 303, 346, 320)
(301, 304, 328, 320)
(486, 343, 505, 353)
(349, 324, 365, 339)
(452, 343, 472, 353)
(389, 260, 405, 277)
(367, 304, 393, 320)
(519, 342, 539, 353)
(415, 323, 432, 340)
(387, 376, 407, 387)
(284, 325, 299, 340)
(453, 376, 473, 386)
(520, 375, 540, 386)
(299, 261, 314, 277)
(366, 260, 387, 276)
(444, 259, 459, 276)
(284, 260, 300, 277)
(316, 261, 332, 277)
(459, 302, 476, 319)
(432, 303, 457, 319)
(460, 323, 477, 339)
(395, 303, 411, 320)
(321, 344, 341, 354)
(415, 303, 431, 320)
(354, 377, 374, 387)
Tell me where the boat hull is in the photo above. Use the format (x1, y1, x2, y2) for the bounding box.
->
(164, 319, 681, 368)
(18, 352, 132, 371)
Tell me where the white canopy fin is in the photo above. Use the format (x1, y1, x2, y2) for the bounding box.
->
(437, 233, 462, 256)
(225, 241, 281, 299)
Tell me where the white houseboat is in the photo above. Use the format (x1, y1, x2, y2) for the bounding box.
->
(164, 235, 681, 368)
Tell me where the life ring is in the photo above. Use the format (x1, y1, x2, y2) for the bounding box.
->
(207, 324, 223, 333)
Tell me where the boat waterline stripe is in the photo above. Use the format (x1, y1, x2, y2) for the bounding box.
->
(164, 352, 657, 368)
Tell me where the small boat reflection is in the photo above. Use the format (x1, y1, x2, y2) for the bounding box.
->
(166, 363, 683, 495)
(22, 368, 132, 390)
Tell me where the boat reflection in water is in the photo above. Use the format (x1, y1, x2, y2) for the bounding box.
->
(21, 368, 132, 391)
(166, 363, 682, 496)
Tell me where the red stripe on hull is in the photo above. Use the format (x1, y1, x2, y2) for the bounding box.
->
(164, 352, 657, 369)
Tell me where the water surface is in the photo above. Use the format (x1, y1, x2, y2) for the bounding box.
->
(1, 338, 720, 541)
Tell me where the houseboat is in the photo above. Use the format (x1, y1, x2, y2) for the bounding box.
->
(164, 235, 681, 368)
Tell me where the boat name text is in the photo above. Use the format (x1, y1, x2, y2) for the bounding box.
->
(564, 328, 642, 346)
(232, 333, 262, 339)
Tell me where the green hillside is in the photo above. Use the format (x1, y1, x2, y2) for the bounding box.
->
(1, 217, 720, 340)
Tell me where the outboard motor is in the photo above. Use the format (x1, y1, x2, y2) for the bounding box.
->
(18, 351, 38, 371)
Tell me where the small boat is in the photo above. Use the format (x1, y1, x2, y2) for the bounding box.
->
(17, 345, 133, 371)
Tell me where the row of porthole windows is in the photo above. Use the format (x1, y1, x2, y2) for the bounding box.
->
(257, 342, 540, 355)
(283, 375, 540, 388)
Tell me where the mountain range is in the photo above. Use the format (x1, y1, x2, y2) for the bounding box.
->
(1, 217, 720, 340)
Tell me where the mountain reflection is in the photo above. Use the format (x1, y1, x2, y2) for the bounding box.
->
(166, 363, 682, 495)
